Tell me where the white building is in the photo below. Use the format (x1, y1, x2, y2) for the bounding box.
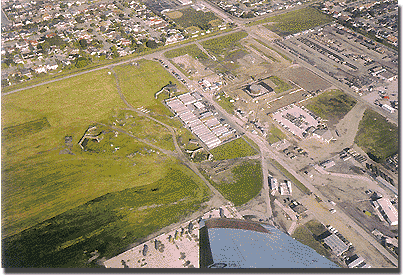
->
(376, 197, 398, 226)
(382, 104, 395, 113)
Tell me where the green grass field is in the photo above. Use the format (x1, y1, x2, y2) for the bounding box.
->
(263, 7, 333, 36)
(210, 137, 258, 160)
(212, 160, 262, 206)
(2, 60, 211, 267)
(267, 125, 287, 144)
(170, 7, 218, 30)
(269, 76, 293, 94)
(201, 31, 248, 57)
(215, 91, 235, 114)
(355, 109, 398, 162)
(2, 163, 210, 267)
(305, 219, 327, 236)
(292, 225, 330, 258)
(114, 60, 184, 116)
(305, 89, 357, 124)
(164, 44, 209, 60)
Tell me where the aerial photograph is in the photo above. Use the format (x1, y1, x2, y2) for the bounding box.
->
(1, 0, 398, 270)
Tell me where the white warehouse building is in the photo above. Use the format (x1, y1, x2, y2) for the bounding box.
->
(376, 197, 398, 226)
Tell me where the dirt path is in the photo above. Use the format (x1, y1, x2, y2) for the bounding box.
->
(110, 67, 227, 206)
(298, 102, 367, 162)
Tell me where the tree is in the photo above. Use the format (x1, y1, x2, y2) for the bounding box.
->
(146, 40, 158, 49)
(75, 57, 90, 68)
(79, 39, 88, 49)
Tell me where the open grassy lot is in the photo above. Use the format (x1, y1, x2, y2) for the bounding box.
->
(305, 90, 357, 125)
(355, 109, 398, 162)
(170, 7, 218, 30)
(292, 225, 330, 258)
(264, 7, 333, 36)
(112, 109, 176, 151)
(2, 163, 210, 267)
(2, 60, 210, 267)
(210, 137, 258, 160)
(305, 219, 328, 236)
(212, 160, 262, 206)
(215, 91, 235, 114)
(269, 76, 293, 94)
(201, 31, 248, 58)
(164, 44, 209, 60)
(267, 124, 286, 144)
(114, 60, 184, 116)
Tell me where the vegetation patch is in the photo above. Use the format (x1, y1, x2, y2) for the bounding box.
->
(355, 109, 398, 163)
(267, 125, 286, 144)
(269, 76, 293, 94)
(201, 31, 248, 57)
(165, 10, 183, 19)
(164, 44, 208, 60)
(215, 91, 235, 114)
(171, 7, 218, 30)
(305, 89, 357, 125)
(212, 160, 262, 206)
(264, 7, 333, 36)
(292, 225, 330, 258)
(3, 117, 51, 140)
(2, 165, 210, 268)
(114, 60, 184, 116)
(210, 137, 257, 160)
(305, 219, 327, 236)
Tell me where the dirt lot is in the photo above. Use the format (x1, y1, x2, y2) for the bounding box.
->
(281, 65, 332, 91)
(172, 54, 213, 79)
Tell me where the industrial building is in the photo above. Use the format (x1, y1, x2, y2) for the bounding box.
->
(272, 104, 319, 139)
(165, 93, 235, 149)
(323, 233, 350, 256)
(199, 218, 340, 268)
(376, 197, 398, 226)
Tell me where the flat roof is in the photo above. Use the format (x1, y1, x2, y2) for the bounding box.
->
(323, 234, 349, 256)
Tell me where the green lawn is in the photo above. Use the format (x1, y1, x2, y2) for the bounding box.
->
(210, 137, 258, 160)
(305, 89, 357, 124)
(201, 31, 248, 57)
(264, 7, 334, 36)
(212, 160, 262, 206)
(355, 109, 398, 162)
(164, 44, 209, 60)
(269, 76, 293, 94)
(292, 225, 330, 258)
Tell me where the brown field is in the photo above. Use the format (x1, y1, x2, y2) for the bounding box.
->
(283, 66, 331, 91)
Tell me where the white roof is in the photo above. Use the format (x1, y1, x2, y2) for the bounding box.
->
(377, 197, 398, 225)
